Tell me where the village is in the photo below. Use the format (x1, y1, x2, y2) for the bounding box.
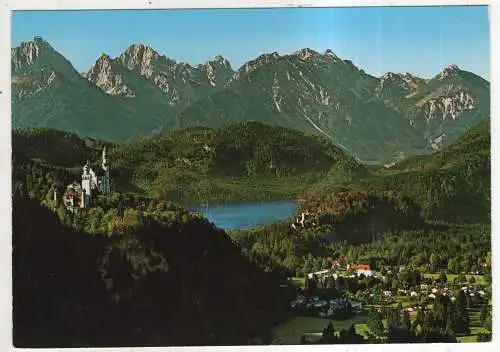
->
(275, 257, 491, 343)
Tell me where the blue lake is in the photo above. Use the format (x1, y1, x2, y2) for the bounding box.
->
(191, 200, 298, 230)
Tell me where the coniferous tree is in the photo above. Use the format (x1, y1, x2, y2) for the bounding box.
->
(479, 304, 488, 324)
(401, 310, 411, 332)
(320, 321, 337, 344)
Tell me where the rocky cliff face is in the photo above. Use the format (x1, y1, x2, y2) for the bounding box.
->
(11, 36, 45, 73)
(377, 72, 426, 99)
(117, 43, 160, 76)
(11, 37, 85, 102)
(84, 44, 235, 106)
(84, 54, 135, 97)
(198, 55, 233, 87)
(232, 52, 281, 80)
(11, 37, 490, 162)
(422, 87, 475, 122)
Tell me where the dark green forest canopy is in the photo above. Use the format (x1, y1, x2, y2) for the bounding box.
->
(12, 194, 292, 347)
(306, 120, 490, 224)
(12, 119, 490, 223)
(231, 212, 490, 278)
(13, 122, 366, 203)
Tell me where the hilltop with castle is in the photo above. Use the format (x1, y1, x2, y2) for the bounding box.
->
(54, 146, 112, 210)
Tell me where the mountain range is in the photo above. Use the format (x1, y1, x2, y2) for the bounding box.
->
(11, 36, 490, 162)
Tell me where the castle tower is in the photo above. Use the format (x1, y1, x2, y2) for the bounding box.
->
(80, 188, 87, 208)
(81, 160, 92, 207)
(101, 146, 111, 195)
(102, 146, 108, 172)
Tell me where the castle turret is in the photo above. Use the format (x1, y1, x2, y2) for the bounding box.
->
(102, 146, 108, 172)
(81, 160, 92, 207)
(100, 146, 111, 195)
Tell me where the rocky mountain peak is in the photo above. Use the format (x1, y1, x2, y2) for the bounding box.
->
(439, 64, 461, 80)
(85, 53, 135, 97)
(211, 54, 231, 69)
(324, 49, 338, 58)
(118, 43, 160, 73)
(381, 72, 398, 80)
(198, 55, 234, 87)
(32, 36, 46, 44)
(11, 36, 52, 73)
(236, 52, 281, 77)
(295, 48, 320, 60)
(95, 53, 113, 66)
(378, 72, 408, 94)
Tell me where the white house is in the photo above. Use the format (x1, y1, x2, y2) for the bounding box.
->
(307, 269, 334, 279)
(410, 291, 418, 297)
(357, 269, 373, 277)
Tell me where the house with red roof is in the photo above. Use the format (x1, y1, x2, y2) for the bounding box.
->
(347, 263, 373, 277)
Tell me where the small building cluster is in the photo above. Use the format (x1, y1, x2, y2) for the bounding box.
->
(54, 146, 112, 210)
(357, 279, 489, 313)
(290, 294, 363, 318)
(307, 261, 373, 280)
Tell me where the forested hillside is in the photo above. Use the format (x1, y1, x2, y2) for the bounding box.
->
(13, 122, 366, 204)
(11, 117, 491, 346)
(13, 193, 292, 347)
(306, 120, 490, 223)
(230, 120, 490, 277)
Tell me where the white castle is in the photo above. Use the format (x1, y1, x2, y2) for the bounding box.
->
(55, 146, 112, 209)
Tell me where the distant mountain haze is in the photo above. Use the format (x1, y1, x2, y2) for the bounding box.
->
(11, 37, 490, 163)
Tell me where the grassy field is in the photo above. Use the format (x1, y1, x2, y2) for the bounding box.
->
(423, 273, 485, 285)
(272, 307, 490, 344)
(271, 315, 368, 345)
(288, 276, 305, 288)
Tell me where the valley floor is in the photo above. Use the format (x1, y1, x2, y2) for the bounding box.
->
(271, 307, 488, 344)
(274, 273, 490, 344)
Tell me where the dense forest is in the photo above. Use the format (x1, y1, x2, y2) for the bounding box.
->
(13, 120, 490, 222)
(111, 121, 366, 202)
(307, 120, 490, 223)
(230, 219, 490, 278)
(13, 123, 365, 204)
(13, 191, 293, 347)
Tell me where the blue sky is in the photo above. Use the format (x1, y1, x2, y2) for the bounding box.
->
(12, 6, 490, 79)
